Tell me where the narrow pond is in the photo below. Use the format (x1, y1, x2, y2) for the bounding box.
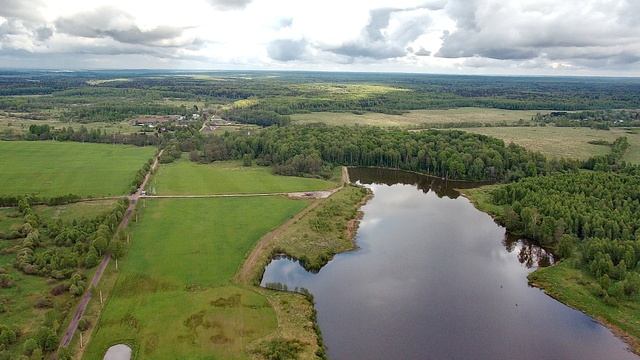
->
(261, 167, 638, 360)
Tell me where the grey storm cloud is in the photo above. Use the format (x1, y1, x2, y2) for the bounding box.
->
(326, 3, 440, 60)
(0, 0, 45, 22)
(436, 0, 640, 67)
(34, 26, 53, 41)
(55, 7, 193, 47)
(267, 39, 308, 62)
(207, 0, 252, 10)
(414, 47, 431, 56)
(0, 0, 48, 46)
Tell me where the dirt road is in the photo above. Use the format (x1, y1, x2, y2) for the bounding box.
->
(58, 150, 162, 350)
(58, 163, 347, 352)
(235, 166, 350, 284)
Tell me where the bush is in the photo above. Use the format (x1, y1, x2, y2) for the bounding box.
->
(78, 318, 91, 332)
(50, 283, 69, 296)
(253, 338, 305, 360)
(0, 327, 16, 348)
(35, 327, 57, 352)
(34, 297, 53, 309)
(22, 338, 38, 356)
(0, 274, 14, 289)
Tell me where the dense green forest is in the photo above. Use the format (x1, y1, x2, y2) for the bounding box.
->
(14, 124, 161, 147)
(185, 125, 579, 181)
(489, 172, 640, 301)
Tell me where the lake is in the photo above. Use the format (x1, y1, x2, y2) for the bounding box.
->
(261, 167, 638, 360)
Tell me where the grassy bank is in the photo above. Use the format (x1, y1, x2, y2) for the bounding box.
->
(233, 184, 371, 359)
(237, 185, 371, 285)
(463, 185, 640, 354)
(0, 141, 155, 197)
(147, 159, 336, 195)
(529, 262, 640, 353)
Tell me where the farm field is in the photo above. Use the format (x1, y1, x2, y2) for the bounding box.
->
(148, 159, 335, 195)
(0, 116, 140, 136)
(291, 108, 547, 127)
(0, 141, 155, 197)
(84, 197, 310, 359)
(458, 127, 640, 162)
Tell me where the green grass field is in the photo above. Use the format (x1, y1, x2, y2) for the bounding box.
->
(148, 159, 335, 195)
(1, 201, 116, 235)
(459, 127, 640, 162)
(291, 108, 547, 127)
(84, 197, 309, 359)
(33, 200, 117, 221)
(0, 207, 22, 234)
(0, 141, 155, 197)
(0, 116, 140, 136)
(0, 249, 62, 349)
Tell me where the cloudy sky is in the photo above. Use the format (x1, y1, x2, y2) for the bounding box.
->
(1, 0, 639, 75)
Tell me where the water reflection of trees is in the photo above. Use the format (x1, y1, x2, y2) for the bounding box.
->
(349, 167, 555, 268)
(349, 167, 487, 199)
(503, 234, 554, 268)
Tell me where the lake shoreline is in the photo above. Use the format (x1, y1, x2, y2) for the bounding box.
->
(238, 184, 372, 358)
(528, 266, 640, 356)
(460, 186, 640, 356)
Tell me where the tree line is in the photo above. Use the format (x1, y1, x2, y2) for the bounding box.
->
(7, 124, 162, 147)
(187, 125, 579, 181)
(489, 172, 640, 302)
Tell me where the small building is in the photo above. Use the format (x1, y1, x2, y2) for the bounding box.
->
(131, 115, 181, 126)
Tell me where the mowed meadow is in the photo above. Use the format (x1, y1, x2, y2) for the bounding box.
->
(148, 159, 335, 195)
(84, 197, 310, 359)
(0, 141, 155, 197)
